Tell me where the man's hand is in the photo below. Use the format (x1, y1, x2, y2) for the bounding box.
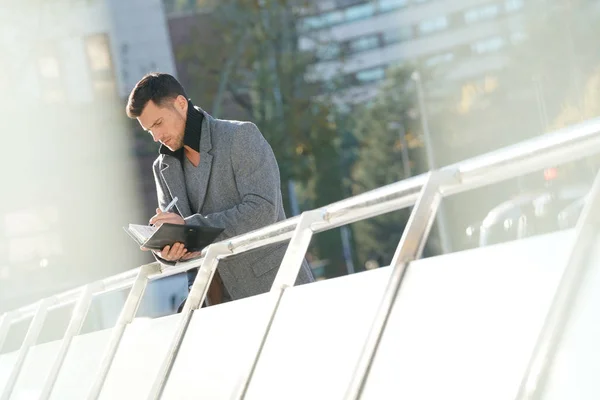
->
(180, 251, 202, 261)
(155, 242, 187, 261)
(140, 243, 197, 262)
(150, 208, 184, 227)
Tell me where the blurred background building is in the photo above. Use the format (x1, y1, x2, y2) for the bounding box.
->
(300, 0, 531, 110)
(2, 0, 600, 318)
(0, 0, 181, 317)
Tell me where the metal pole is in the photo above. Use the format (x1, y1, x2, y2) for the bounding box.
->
(0, 313, 12, 352)
(147, 242, 232, 400)
(412, 71, 452, 254)
(86, 263, 160, 400)
(387, 121, 412, 180)
(341, 225, 356, 275)
(344, 170, 458, 400)
(515, 169, 600, 400)
(1, 297, 55, 400)
(288, 179, 300, 216)
(39, 283, 100, 400)
(398, 123, 412, 179)
(231, 209, 325, 399)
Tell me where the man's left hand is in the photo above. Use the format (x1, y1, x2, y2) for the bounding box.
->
(150, 208, 185, 227)
(180, 251, 202, 261)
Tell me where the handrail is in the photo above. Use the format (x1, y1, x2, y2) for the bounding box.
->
(4, 116, 600, 322)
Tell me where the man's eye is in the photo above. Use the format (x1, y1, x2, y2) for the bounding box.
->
(156, 121, 162, 126)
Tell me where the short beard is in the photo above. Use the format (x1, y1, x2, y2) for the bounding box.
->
(172, 106, 186, 150)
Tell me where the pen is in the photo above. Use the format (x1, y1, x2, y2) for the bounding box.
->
(151, 197, 179, 227)
(162, 196, 179, 213)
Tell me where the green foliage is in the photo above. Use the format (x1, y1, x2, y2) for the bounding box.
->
(349, 68, 423, 267)
(175, 0, 349, 276)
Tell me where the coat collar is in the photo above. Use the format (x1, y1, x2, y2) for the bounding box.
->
(158, 105, 214, 216)
(159, 102, 212, 157)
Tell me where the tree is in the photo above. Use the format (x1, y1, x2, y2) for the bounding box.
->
(349, 68, 426, 267)
(174, 0, 350, 277)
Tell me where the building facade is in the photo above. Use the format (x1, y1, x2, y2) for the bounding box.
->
(0, 0, 177, 104)
(299, 0, 527, 104)
(0, 0, 180, 313)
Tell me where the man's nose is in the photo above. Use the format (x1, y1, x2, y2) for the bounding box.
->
(151, 131, 162, 142)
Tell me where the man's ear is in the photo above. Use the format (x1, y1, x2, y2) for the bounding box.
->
(176, 95, 188, 113)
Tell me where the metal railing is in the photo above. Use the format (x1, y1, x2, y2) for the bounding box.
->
(2, 116, 600, 399)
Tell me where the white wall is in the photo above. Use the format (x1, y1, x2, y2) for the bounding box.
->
(0, 0, 177, 103)
(105, 0, 178, 98)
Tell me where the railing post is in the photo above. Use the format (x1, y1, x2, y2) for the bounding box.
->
(343, 170, 458, 400)
(231, 209, 326, 399)
(39, 283, 101, 400)
(515, 169, 600, 400)
(146, 242, 232, 400)
(86, 262, 161, 400)
(1, 297, 55, 400)
(0, 313, 12, 353)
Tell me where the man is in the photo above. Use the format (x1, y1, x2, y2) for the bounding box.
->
(126, 73, 314, 305)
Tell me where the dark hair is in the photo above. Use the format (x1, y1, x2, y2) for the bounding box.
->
(126, 73, 188, 118)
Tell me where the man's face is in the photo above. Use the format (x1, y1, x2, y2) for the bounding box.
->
(137, 96, 187, 151)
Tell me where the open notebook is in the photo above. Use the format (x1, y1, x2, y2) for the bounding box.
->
(124, 223, 224, 252)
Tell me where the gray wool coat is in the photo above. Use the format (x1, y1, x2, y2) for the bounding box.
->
(152, 106, 314, 300)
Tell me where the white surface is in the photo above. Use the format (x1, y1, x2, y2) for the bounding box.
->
(244, 267, 392, 400)
(543, 235, 600, 400)
(161, 292, 275, 400)
(98, 314, 180, 400)
(360, 230, 574, 400)
(0, 351, 18, 395)
(49, 327, 113, 400)
(6, 228, 598, 399)
(10, 340, 61, 400)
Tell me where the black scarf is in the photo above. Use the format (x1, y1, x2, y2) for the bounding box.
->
(159, 100, 203, 159)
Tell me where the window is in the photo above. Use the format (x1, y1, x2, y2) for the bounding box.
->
(85, 34, 117, 98)
(424, 52, 454, 67)
(379, 0, 408, 12)
(356, 67, 386, 84)
(345, 3, 374, 22)
(302, 16, 324, 30)
(316, 44, 341, 60)
(464, 4, 500, 24)
(383, 26, 412, 44)
(322, 10, 345, 26)
(418, 16, 448, 35)
(349, 35, 380, 53)
(472, 36, 505, 54)
(505, 0, 524, 12)
(302, 10, 344, 30)
(37, 44, 65, 104)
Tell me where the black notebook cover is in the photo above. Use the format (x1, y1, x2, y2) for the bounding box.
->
(141, 223, 224, 252)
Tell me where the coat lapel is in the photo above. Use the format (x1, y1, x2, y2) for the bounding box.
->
(195, 106, 214, 213)
(159, 156, 192, 218)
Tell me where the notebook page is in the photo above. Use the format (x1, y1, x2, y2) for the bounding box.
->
(128, 224, 158, 243)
